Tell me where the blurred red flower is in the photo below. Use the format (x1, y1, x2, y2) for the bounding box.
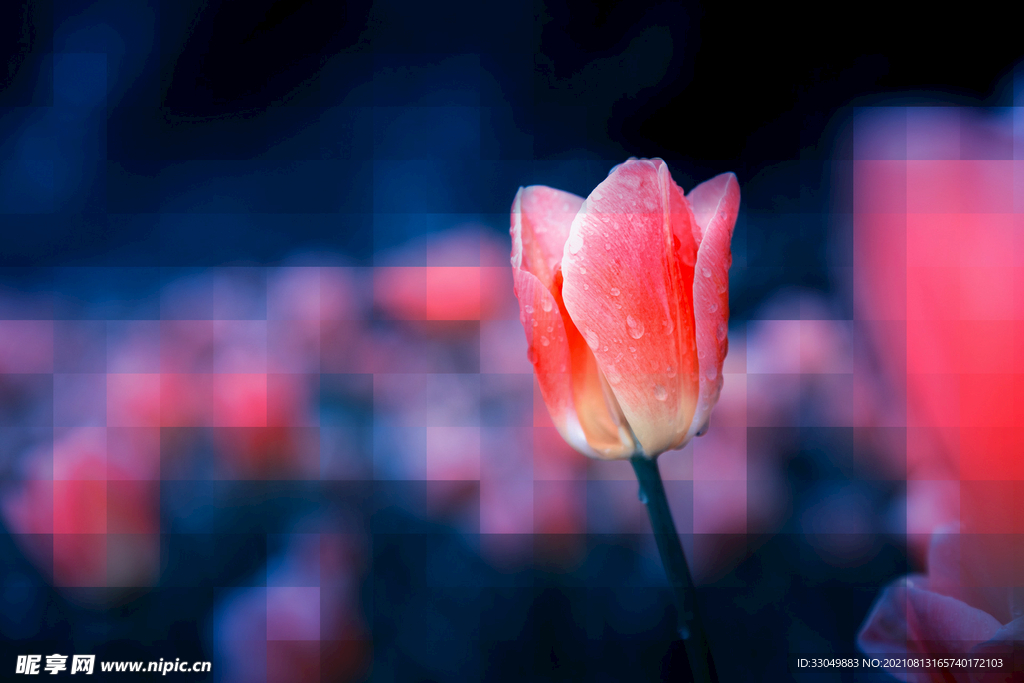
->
(2, 428, 159, 599)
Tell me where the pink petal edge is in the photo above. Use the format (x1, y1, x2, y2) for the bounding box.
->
(512, 268, 596, 458)
(685, 172, 740, 444)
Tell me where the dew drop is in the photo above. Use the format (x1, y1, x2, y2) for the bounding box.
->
(605, 243, 612, 250)
(546, 325, 554, 333)
(585, 329, 600, 350)
(567, 231, 584, 255)
(717, 284, 727, 294)
(531, 319, 538, 327)
(709, 303, 718, 313)
(579, 266, 587, 275)
(541, 297, 553, 312)
(541, 336, 550, 347)
(614, 303, 622, 309)
(702, 268, 712, 278)
(603, 345, 609, 352)
(666, 365, 676, 378)
(610, 287, 620, 296)
(697, 349, 706, 360)
(591, 188, 603, 201)
(626, 315, 645, 339)
(524, 304, 534, 314)
(654, 384, 668, 401)
(662, 319, 674, 335)
(696, 419, 710, 438)
(628, 346, 637, 353)
(706, 366, 717, 381)
(716, 323, 728, 341)
(583, 283, 589, 290)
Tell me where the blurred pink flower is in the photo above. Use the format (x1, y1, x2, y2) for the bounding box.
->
(851, 106, 1023, 560)
(859, 524, 1022, 683)
(2, 428, 159, 599)
(374, 227, 516, 324)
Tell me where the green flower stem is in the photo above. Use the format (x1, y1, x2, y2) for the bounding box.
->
(631, 455, 717, 683)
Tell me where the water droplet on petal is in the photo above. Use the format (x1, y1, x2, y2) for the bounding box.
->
(654, 384, 668, 401)
(666, 365, 676, 378)
(638, 487, 648, 505)
(541, 336, 550, 347)
(716, 323, 728, 341)
(626, 316, 645, 339)
(706, 366, 717, 381)
(628, 346, 637, 353)
(583, 283, 589, 290)
(546, 325, 554, 333)
(615, 303, 622, 309)
(567, 230, 584, 255)
(605, 243, 611, 250)
(610, 287, 620, 297)
(717, 284, 727, 294)
(524, 304, 534, 314)
(591, 188, 603, 201)
(532, 319, 538, 327)
(698, 349, 706, 360)
(663, 319, 674, 335)
(709, 303, 718, 313)
(541, 298, 553, 312)
(585, 329, 600, 350)
(702, 268, 712, 278)
(579, 266, 587, 275)
(696, 419, 710, 437)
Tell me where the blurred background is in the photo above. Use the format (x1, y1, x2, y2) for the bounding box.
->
(1, 1, 1023, 681)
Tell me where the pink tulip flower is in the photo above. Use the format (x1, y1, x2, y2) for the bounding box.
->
(858, 524, 1022, 683)
(511, 158, 739, 459)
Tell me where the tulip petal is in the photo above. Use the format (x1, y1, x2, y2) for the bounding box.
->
(859, 578, 1002, 679)
(511, 188, 635, 460)
(561, 158, 700, 457)
(512, 268, 635, 459)
(973, 616, 1024, 657)
(511, 268, 591, 456)
(924, 525, 1018, 625)
(685, 172, 740, 443)
(511, 185, 585, 290)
